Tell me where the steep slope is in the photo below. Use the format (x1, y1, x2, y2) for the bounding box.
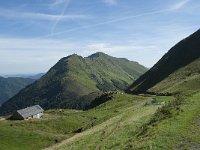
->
(0, 77, 34, 105)
(128, 29, 200, 94)
(0, 52, 147, 114)
(52, 93, 199, 150)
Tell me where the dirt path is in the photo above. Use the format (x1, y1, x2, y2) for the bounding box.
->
(43, 104, 157, 150)
(43, 109, 131, 150)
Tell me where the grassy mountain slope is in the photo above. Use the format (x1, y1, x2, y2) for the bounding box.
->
(128, 29, 200, 94)
(0, 77, 34, 105)
(54, 93, 200, 150)
(0, 93, 147, 150)
(123, 29, 200, 150)
(149, 57, 200, 94)
(1, 92, 199, 150)
(132, 92, 200, 150)
(0, 52, 147, 114)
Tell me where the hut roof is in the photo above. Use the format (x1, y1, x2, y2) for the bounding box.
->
(17, 105, 44, 119)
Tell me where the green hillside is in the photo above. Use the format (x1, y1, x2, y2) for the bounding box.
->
(54, 93, 199, 150)
(1, 91, 199, 150)
(0, 93, 145, 150)
(128, 29, 200, 94)
(0, 93, 175, 150)
(119, 29, 200, 150)
(149, 57, 200, 94)
(0, 77, 34, 105)
(0, 52, 147, 115)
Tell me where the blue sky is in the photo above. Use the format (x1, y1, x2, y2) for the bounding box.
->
(0, 0, 199, 74)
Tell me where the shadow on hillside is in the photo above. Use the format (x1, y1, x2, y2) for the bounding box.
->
(128, 29, 200, 93)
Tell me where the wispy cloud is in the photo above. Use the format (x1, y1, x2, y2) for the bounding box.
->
(103, 0, 118, 6)
(0, 0, 199, 74)
(49, 0, 67, 8)
(41, 9, 168, 38)
(0, 23, 198, 74)
(86, 42, 156, 54)
(40, 0, 194, 38)
(0, 38, 74, 50)
(0, 7, 89, 21)
(0, 37, 156, 74)
(169, 0, 190, 11)
(51, 0, 71, 34)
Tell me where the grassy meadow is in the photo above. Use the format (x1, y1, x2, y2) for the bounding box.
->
(0, 93, 152, 150)
(0, 91, 198, 150)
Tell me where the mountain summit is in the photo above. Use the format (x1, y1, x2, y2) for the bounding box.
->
(128, 29, 200, 94)
(87, 52, 108, 58)
(0, 52, 147, 114)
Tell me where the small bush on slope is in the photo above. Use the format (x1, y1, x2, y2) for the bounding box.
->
(131, 93, 200, 150)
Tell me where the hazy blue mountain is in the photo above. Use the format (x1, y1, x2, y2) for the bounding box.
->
(3, 73, 45, 80)
(0, 77, 34, 105)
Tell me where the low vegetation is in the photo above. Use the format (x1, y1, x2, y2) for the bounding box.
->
(3, 91, 195, 150)
(132, 92, 200, 149)
(0, 93, 152, 150)
(49, 92, 199, 150)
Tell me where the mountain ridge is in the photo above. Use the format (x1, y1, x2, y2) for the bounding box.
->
(128, 29, 200, 94)
(0, 52, 147, 115)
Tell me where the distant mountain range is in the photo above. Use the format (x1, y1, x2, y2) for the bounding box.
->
(0, 77, 35, 105)
(0, 52, 147, 114)
(2, 73, 45, 80)
(128, 29, 200, 94)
